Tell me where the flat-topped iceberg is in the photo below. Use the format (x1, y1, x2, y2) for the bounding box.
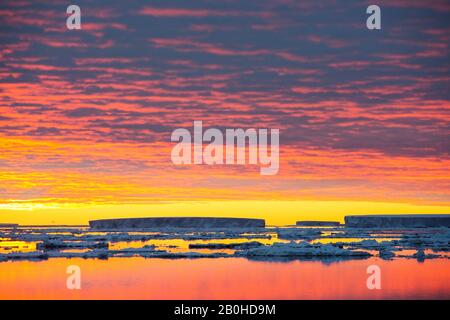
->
(345, 214, 450, 228)
(296, 221, 340, 226)
(89, 217, 265, 229)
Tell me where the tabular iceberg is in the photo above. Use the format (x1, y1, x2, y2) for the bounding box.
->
(89, 217, 265, 229)
(345, 214, 450, 228)
(296, 221, 340, 226)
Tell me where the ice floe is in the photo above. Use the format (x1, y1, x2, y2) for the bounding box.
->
(188, 241, 263, 250)
(236, 241, 371, 258)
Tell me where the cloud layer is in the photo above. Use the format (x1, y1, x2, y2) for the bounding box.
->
(0, 0, 449, 207)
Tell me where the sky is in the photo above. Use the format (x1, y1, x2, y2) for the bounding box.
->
(0, 0, 449, 225)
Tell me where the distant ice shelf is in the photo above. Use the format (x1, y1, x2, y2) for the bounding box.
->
(0, 224, 18, 228)
(296, 221, 340, 226)
(345, 214, 450, 228)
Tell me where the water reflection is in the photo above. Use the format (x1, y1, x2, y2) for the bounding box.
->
(0, 257, 449, 299)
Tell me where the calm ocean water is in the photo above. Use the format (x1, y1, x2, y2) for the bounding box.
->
(1, 257, 449, 299)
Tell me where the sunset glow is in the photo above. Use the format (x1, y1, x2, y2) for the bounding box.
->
(0, 0, 449, 225)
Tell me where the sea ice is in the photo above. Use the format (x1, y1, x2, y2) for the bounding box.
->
(237, 241, 371, 258)
(276, 228, 321, 240)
